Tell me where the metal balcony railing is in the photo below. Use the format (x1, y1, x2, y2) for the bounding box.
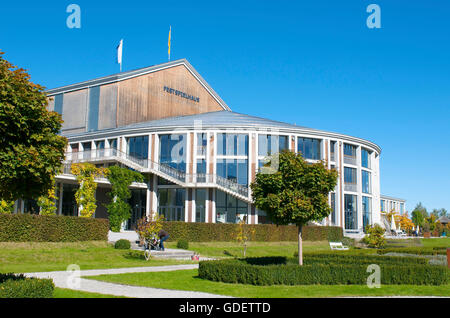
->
(63, 148, 251, 201)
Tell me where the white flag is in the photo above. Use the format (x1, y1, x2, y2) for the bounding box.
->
(117, 39, 123, 70)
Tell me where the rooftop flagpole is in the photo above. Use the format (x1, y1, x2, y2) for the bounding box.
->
(168, 26, 171, 61)
(117, 39, 123, 72)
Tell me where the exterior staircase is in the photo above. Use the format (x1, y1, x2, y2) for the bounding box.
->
(62, 148, 251, 203)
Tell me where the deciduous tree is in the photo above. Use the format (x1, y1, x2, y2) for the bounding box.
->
(0, 51, 67, 201)
(250, 150, 338, 265)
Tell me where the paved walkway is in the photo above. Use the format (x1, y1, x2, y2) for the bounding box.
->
(25, 264, 231, 298)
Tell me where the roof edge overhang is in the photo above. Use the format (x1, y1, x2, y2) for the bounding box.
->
(45, 58, 231, 111)
(380, 195, 406, 202)
(63, 123, 382, 155)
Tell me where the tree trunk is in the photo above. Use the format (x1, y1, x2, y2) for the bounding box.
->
(298, 224, 303, 266)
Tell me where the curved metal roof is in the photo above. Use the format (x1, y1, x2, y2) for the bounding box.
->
(65, 110, 382, 154)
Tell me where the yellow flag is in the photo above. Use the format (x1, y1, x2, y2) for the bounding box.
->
(168, 26, 171, 60)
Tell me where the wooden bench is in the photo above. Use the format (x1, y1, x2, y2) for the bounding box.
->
(329, 242, 349, 251)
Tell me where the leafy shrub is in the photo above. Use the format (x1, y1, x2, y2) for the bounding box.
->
(161, 221, 343, 242)
(124, 250, 146, 260)
(0, 273, 54, 298)
(114, 239, 131, 250)
(0, 214, 109, 242)
(176, 239, 189, 250)
(362, 224, 386, 248)
(199, 257, 448, 286)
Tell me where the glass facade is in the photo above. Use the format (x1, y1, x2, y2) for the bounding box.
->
(362, 170, 371, 194)
(344, 194, 358, 230)
(158, 188, 185, 221)
(258, 135, 289, 157)
(127, 136, 149, 160)
(216, 190, 248, 223)
(159, 134, 186, 172)
(297, 138, 321, 160)
(217, 133, 248, 156)
(362, 196, 372, 232)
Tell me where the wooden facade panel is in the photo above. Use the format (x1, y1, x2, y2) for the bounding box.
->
(98, 83, 118, 130)
(117, 65, 224, 127)
(61, 89, 88, 132)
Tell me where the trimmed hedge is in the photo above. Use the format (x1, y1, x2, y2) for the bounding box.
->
(377, 247, 447, 256)
(114, 239, 131, 249)
(0, 214, 109, 242)
(198, 257, 449, 286)
(161, 221, 343, 242)
(0, 274, 54, 298)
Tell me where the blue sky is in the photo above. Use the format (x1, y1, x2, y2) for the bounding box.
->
(1, 1, 449, 213)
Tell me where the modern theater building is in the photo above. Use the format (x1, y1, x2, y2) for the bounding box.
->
(13, 59, 398, 235)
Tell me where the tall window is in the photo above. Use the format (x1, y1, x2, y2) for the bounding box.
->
(197, 133, 207, 156)
(217, 133, 248, 156)
(258, 135, 289, 157)
(362, 170, 371, 194)
(344, 194, 358, 230)
(381, 200, 386, 212)
(297, 138, 321, 160)
(159, 134, 186, 172)
(215, 190, 248, 224)
(127, 136, 149, 160)
(400, 203, 405, 214)
(344, 167, 357, 192)
(361, 148, 371, 169)
(195, 189, 206, 223)
(330, 192, 336, 225)
(362, 196, 372, 232)
(330, 141, 336, 162)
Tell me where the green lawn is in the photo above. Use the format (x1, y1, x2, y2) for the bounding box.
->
(164, 240, 334, 259)
(53, 287, 126, 298)
(0, 241, 194, 273)
(421, 237, 450, 248)
(87, 269, 450, 298)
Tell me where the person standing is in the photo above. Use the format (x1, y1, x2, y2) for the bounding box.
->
(158, 229, 169, 251)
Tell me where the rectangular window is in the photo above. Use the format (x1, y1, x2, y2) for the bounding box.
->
(344, 194, 358, 230)
(330, 193, 336, 225)
(197, 133, 207, 156)
(159, 134, 186, 172)
(400, 203, 405, 214)
(298, 138, 321, 160)
(344, 144, 357, 165)
(158, 188, 185, 221)
(195, 189, 206, 223)
(330, 141, 336, 162)
(258, 135, 289, 157)
(381, 200, 386, 212)
(215, 190, 248, 224)
(361, 148, 371, 169)
(127, 136, 149, 160)
(216, 159, 248, 186)
(344, 167, 357, 192)
(362, 196, 372, 232)
(217, 133, 248, 156)
(362, 170, 371, 194)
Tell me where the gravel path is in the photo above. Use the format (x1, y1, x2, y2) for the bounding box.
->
(25, 264, 231, 298)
